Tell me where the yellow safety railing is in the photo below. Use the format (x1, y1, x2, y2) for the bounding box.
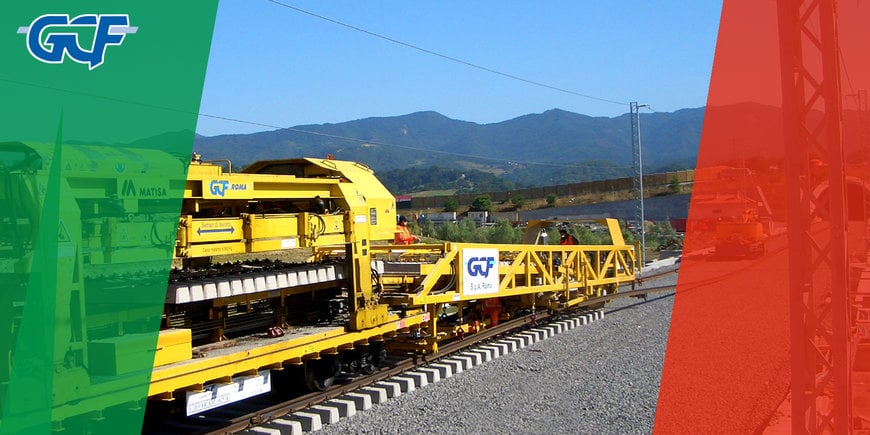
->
(371, 242, 636, 308)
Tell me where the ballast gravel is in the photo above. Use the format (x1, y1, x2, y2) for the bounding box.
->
(320, 267, 677, 435)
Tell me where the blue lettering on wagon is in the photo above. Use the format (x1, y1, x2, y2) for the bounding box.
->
(467, 256, 496, 278)
(209, 180, 247, 197)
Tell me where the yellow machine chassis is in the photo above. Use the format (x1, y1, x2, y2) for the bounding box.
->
(148, 311, 429, 398)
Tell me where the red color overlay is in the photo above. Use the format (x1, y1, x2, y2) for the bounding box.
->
(655, 1, 870, 432)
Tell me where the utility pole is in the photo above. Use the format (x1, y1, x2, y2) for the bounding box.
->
(630, 102, 648, 270)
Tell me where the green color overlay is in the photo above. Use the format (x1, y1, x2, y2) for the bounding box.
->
(0, 2, 217, 433)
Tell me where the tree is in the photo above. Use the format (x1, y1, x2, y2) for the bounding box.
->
(436, 221, 461, 241)
(458, 218, 484, 242)
(487, 219, 521, 244)
(406, 221, 420, 236)
(435, 218, 527, 244)
(444, 197, 458, 212)
(545, 226, 560, 244)
(546, 193, 557, 207)
(470, 195, 492, 212)
(510, 194, 525, 210)
(669, 177, 682, 194)
(573, 225, 603, 245)
(621, 222, 636, 244)
(647, 220, 681, 250)
(420, 218, 435, 238)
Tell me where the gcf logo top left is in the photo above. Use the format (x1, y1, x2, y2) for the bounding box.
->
(18, 14, 137, 69)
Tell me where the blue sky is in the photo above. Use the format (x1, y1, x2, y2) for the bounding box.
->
(197, 1, 722, 136)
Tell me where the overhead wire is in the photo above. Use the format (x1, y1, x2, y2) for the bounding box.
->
(206, 0, 641, 170)
(264, 0, 628, 107)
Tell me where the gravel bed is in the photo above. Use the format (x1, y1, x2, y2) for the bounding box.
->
(320, 272, 677, 435)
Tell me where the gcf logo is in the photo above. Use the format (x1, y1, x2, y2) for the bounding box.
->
(462, 248, 499, 296)
(17, 14, 137, 69)
(209, 180, 230, 197)
(466, 256, 496, 278)
(209, 180, 247, 197)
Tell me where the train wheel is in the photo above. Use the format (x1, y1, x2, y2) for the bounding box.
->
(352, 344, 376, 375)
(340, 346, 374, 375)
(369, 341, 387, 367)
(303, 356, 340, 391)
(358, 361, 376, 375)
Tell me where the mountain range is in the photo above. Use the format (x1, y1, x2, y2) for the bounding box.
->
(193, 107, 706, 192)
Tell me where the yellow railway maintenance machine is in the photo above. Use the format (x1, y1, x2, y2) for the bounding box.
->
(154, 149, 638, 415)
(1, 142, 637, 425)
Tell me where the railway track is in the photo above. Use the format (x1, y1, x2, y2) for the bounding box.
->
(143, 267, 678, 434)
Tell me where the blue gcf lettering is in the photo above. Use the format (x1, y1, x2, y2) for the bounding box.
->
(19, 14, 137, 69)
(209, 180, 230, 197)
(467, 257, 496, 278)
